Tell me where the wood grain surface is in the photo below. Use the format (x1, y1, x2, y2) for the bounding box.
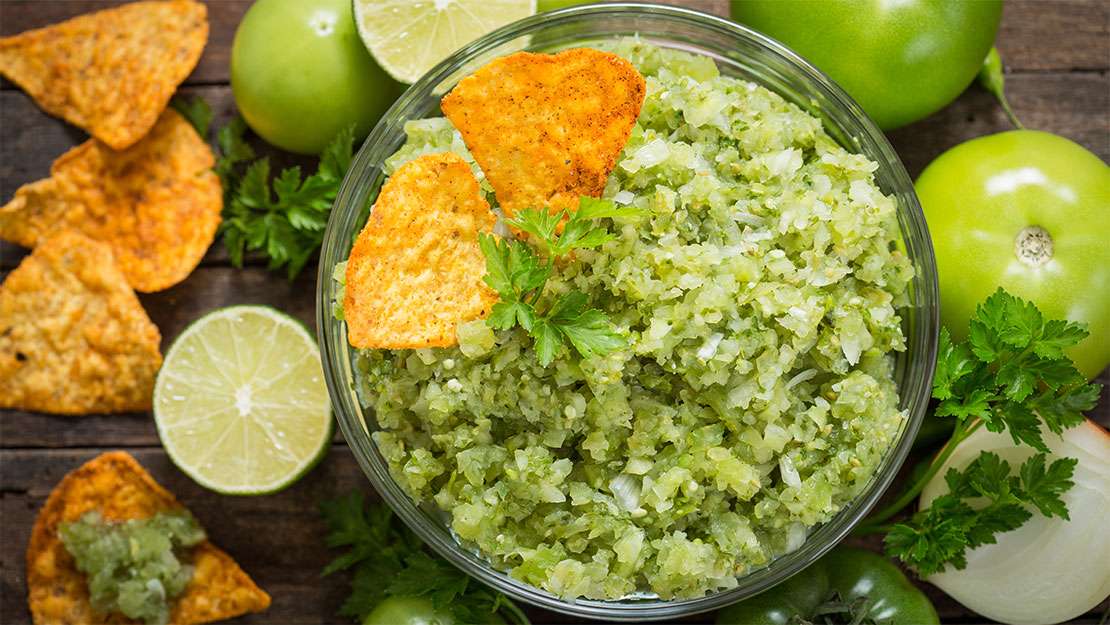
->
(2, 1, 1108, 624)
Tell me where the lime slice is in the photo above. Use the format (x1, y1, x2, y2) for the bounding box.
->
(353, 0, 536, 84)
(153, 306, 333, 495)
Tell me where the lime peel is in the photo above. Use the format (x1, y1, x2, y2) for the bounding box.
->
(353, 0, 536, 84)
(153, 305, 333, 495)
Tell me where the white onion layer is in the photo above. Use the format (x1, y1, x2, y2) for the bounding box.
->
(920, 419, 1110, 625)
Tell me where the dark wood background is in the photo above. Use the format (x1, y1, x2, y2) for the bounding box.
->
(2, 1, 1108, 623)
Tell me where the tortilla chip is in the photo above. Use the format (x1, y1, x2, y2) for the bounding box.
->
(441, 48, 645, 221)
(345, 152, 499, 349)
(0, 108, 222, 292)
(26, 452, 271, 625)
(0, 0, 208, 150)
(0, 230, 162, 415)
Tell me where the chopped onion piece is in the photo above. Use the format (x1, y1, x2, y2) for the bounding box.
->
(609, 474, 642, 512)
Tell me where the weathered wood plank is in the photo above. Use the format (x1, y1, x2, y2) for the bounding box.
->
(887, 72, 1110, 179)
(997, 0, 1110, 72)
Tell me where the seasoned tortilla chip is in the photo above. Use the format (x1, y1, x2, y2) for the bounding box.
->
(0, 0, 208, 150)
(441, 48, 645, 221)
(0, 108, 222, 292)
(0, 230, 161, 415)
(345, 152, 499, 349)
(26, 452, 271, 625)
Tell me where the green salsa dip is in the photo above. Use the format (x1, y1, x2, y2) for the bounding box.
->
(59, 509, 206, 624)
(344, 40, 914, 600)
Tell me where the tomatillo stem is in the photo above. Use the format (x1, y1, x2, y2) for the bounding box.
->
(978, 47, 1025, 130)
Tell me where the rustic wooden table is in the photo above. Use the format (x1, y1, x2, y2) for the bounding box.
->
(2, 1, 1108, 623)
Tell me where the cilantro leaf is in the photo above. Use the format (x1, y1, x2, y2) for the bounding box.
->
(1032, 319, 1090, 360)
(1028, 383, 1100, 435)
(555, 308, 627, 358)
(169, 95, 212, 139)
(478, 233, 516, 298)
(573, 196, 648, 221)
(530, 319, 564, 366)
(214, 113, 358, 280)
(930, 288, 1095, 451)
(479, 196, 630, 365)
(387, 551, 470, 609)
(885, 450, 1070, 577)
(502, 207, 563, 246)
(932, 329, 978, 402)
(553, 219, 615, 255)
(488, 300, 536, 332)
(1019, 454, 1076, 519)
(993, 400, 1049, 452)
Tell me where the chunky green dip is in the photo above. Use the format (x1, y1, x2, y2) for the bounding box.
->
(347, 40, 914, 600)
(59, 510, 206, 625)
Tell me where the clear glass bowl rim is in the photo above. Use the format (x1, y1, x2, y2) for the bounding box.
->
(317, 3, 939, 621)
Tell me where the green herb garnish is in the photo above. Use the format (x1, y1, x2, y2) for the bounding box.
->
(855, 288, 1100, 576)
(215, 118, 357, 280)
(172, 94, 359, 280)
(931, 288, 1094, 451)
(479, 197, 644, 365)
(169, 95, 213, 140)
(318, 489, 530, 624)
(883, 451, 1077, 577)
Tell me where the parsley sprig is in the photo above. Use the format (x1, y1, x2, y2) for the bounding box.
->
(319, 489, 530, 624)
(479, 197, 644, 365)
(883, 451, 1077, 577)
(853, 288, 1101, 576)
(216, 117, 356, 280)
(171, 95, 358, 280)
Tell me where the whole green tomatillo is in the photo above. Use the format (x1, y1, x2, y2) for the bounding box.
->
(916, 130, 1110, 379)
(730, 0, 1002, 130)
(230, 0, 400, 154)
(362, 596, 455, 625)
(715, 547, 939, 625)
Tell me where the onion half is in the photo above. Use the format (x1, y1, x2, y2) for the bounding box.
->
(919, 418, 1110, 625)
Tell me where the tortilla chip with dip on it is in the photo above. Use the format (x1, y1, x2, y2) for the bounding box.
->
(0, 108, 222, 293)
(0, 230, 162, 416)
(0, 0, 208, 150)
(345, 151, 500, 349)
(441, 48, 646, 222)
(26, 451, 272, 625)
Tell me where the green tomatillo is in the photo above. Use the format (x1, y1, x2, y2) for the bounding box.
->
(715, 547, 939, 625)
(916, 130, 1110, 379)
(230, 0, 401, 154)
(730, 0, 1002, 130)
(363, 596, 456, 625)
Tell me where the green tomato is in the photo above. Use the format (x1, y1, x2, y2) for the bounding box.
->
(916, 130, 1110, 379)
(230, 0, 401, 155)
(715, 547, 939, 625)
(730, 0, 1002, 130)
(363, 596, 455, 625)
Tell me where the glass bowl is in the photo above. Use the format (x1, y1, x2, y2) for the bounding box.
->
(317, 3, 939, 621)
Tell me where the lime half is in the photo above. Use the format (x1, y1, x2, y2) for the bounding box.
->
(353, 0, 536, 84)
(153, 306, 333, 495)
